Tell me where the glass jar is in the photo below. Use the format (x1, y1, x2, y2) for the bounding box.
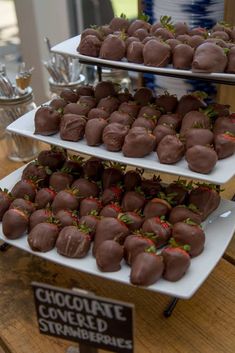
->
(0, 87, 40, 162)
(94, 68, 132, 91)
(48, 75, 86, 99)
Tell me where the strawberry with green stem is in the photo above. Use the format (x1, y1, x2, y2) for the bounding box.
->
(214, 131, 235, 159)
(169, 203, 202, 225)
(71, 177, 100, 199)
(99, 202, 122, 218)
(124, 169, 143, 191)
(35, 187, 57, 209)
(109, 13, 130, 32)
(79, 210, 100, 240)
(123, 232, 156, 265)
(56, 209, 79, 228)
(162, 246, 191, 281)
(0, 188, 13, 220)
(102, 162, 125, 189)
(101, 185, 123, 205)
(155, 91, 178, 114)
(63, 155, 84, 177)
(29, 208, 53, 231)
(56, 223, 91, 258)
(121, 211, 143, 231)
(188, 183, 221, 221)
(121, 187, 146, 212)
(165, 178, 193, 206)
(127, 13, 151, 36)
(93, 214, 130, 256)
(22, 160, 52, 187)
(79, 197, 102, 217)
(11, 177, 38, 202)
(171, 219, 205, 257)
(143, 191, 174, 219)
(142, 216, 172, 248)
(10, 196, 37, 215)
(130, 246, 164, 286)
(37, 146, 67, 170)
(49, 167, 74, 192)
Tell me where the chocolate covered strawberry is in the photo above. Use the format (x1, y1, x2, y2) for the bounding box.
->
(94, 81, 116, 101)
(10, 197, 36, 215)
(72, 178, 100, 199)
(29, 208, 53, 231)
(124, 169, 142, 191)
(213, 115, 235, 136)
(56, 209, 79, 228)
(100, 34, 126, 61)
(102, 163, 125, 189)
(165, 179, 192, 206)
(188, 183, 220, 221)
(60, 88, 79, 103)
(162, 247, 191, 281)
(103, 122, 129, 152)
(22, 161, 50, 187)
(122, 211, 143, 231)
(99, 203, 122, 218)
(76, 84, 94, 97)
(96, 240, 124, 272)
(123, 127, 156, 158)
(60, 114, 86, 141)
(28, 219, 60, 252)
(153, 124, 176, 146)
(118, 101, 140, 119)
(124, 233, 155, 265)
(173, 43, 194, 69)
(172, 220, 205, 257)
(109, 111, 133, 126)
(141, 175, 162, 198)
(49, 97, 67, 110)
(127, 14, 151, 36)
(34, 105, 61, 135)
(93, 216, 130, 256)
(35, 187, 56, 209)
(85, 118, 108, 146)
(109, 13, 130, 32)
(155, 92, 178, 114)
(121, 189, 145, 212)
(49, 168, 74, 192)
(79, 95, 97, 109)
(101, 185, 122, 205)
(63, 155, 84, 177)
(83, 157, 104, 181)
(157, 113, 182, 131)
(78, 34, 101, 57)
(156, 135, 184, 164)
(87, 108, 109, 121)
(186, 145, 218, 174)
(0, 188, 13, 220)
(2, 208, 29, 239)
(142, 216, 172, 248)
(97, 96, 120, 114)
(79, 197, 102, 217)
(143, 193, 172, 219)
(130, 251, 164, 286)
(11, 178, 37, 201)
(214, 132, 235, 159)
(185, 128, 214, 150)
(37, 147, 67, 170)
(169, 204, 202, 225)
(79, 211, 100, 239)
(56, 224, 91, 258)
(138, 104, 161, 120)
(179, 111, 211, 137)
(63, 102, 90, 116)
(176, 92, 207, 117)
(143, 40, 171, 67)
(51, 188, 79, 213)
(192, 42, 227, 73)
(126, 41, 144, 64)
(132, 116, 157, 131)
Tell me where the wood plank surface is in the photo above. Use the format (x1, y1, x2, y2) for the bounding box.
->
(0, 247, 235, 353)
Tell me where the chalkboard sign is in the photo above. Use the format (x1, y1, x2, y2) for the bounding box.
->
(32, 282, 134, 353)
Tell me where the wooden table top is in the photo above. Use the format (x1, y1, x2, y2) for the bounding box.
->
(0, 140, 234, 353)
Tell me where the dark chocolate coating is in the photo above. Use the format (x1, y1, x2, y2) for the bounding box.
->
(214, 133, 235, 159)
(122, 127, 156, 158)
(35, 188, 56, 209)
(76, 85, 94, 97)
(85, 118, 108, 146)
(155, 94, 178, 114)
(138, 105, 161, 119)
(213, 116, 235, 135)
(102, 122, 129, 152)
(176, 95, 206, 117)
(143, 198, 171, 219)
(29, 209, 53, 231)
(56, 226, 91, 258)
(157, 135, 184, 164)
(124, 170, 142, 191)
(100, 35, 125, 60)
(102, 167, 124, 189)
(60, 89, 79, 103)
(130, 252, 164, 286)
(153, 124, 176, 146)
(37, 148, 67, 170)
(123, 211, 144, 231)
(97, 96, 120, 113)
(142, 217, 172, 248)
(83, 157, 104, 180)
(99, 204, 121, 218)
(189, 186, 221, 221)
(79, 96, 97, 109)
(2, 209, 28, 239)
(22, 162, 49, 187)
(93, 217, 129, 256)
(121, 191, 145, 212)
(56, 209, 78, 228)
(87, 108, 110, 121)
(51, 190, 79, 213)
(109, 111, 133, 126)
(119, 101, 140, 118)
(0, 191, 12, 221)
(162, 247, 190, 281)
(169, 205, 202, 225)
(157, 113, 181, 130)
(96, 240, 124, 272)
(9, 198, 36, 215)
(60, 114, 86, 142)
(78, 35, 101, 57)
(143, 40, 171, 67)
(28, 222, 59, 252)
(192, 42, 227, 73)
(185, 128, 214, 149)
(94, 81, 116, 101)
(34, 106, 61, 135)
(79, 198, 102, 217)
(79, 215, 99, 238)
(172, 222, 205, 257)
(173, 44, 194, 69)
(124, 234, 154, 265)
(101, 186, 122, 205)
(72, 178, 99, 198)
(180, 111, 211, 137)
(186, 145, 218, 174)
(49, 171, 73, 192)
(126, 41, 144, 64)
(109, 17, 129, 32)
(11, 180, 36, 202)
(63, 102, 91, 116)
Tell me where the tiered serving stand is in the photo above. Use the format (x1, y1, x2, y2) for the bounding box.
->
(0, 35, 235, 308)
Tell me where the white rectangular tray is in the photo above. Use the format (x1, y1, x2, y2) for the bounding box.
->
(1, 165, 235, 299)
(7, 107, 235, 184)
(51, 35, 235, 84)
